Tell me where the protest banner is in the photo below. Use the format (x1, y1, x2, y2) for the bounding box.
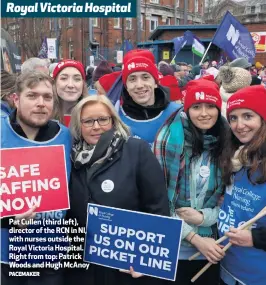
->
(116, 50, 123, 64)
(84, 204, 183, 281)
(0, 145, 69, 218)
(211, 11, 256, 64)
(47, 38, 57, 59)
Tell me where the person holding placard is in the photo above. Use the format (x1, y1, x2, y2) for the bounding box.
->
(154, 79, 229, 284)
(52, 59, 88, 125)
(218, 85, 266, 285)
(65, 95, 169, 285)
(1, 71, 72, 285)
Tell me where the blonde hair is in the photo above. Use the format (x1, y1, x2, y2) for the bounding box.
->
(70, 95, 130, 141)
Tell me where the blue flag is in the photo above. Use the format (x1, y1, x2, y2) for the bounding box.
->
(212, 11, 256, 64)
(184, 31, 205, 58)
(124, 40, 133, 53)
(173, 36, 187, 57)
(106, 73, 123, 112)
(38, 37, 48, 59)
(172, 31, 205, 60)
(183, 31, 194, 45)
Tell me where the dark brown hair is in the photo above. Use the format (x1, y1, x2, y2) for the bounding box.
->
(1, 70, 16, 100)
(221, 119, 266, 185)
(186, 111, 230, 192)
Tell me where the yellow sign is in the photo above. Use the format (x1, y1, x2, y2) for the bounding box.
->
(163, 51, 170, 60)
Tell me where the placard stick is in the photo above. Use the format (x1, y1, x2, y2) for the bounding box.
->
(191, 242, 233, 283)
(190, 206, 266, 282)
(189, 206, 266, 261)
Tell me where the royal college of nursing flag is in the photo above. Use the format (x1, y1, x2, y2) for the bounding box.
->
(212, 11, 256, 64)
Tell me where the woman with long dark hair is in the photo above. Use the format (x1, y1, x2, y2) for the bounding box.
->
(154, 79, 229, 284)
(219, 85, 266, 285)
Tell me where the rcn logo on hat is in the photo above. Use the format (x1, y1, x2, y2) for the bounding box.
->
(127, 62, 149, 71)
(195, 91, 219, 104)
(227, 99, 245, 109)
(58, 62, 65, 69)
(128, 62, 136, 70)
(65, 60, 78, 66)
(195, 92, 205, 100)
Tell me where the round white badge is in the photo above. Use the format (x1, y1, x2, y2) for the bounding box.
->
(101, 180, 114, 193)
(199, 166, 210, 178)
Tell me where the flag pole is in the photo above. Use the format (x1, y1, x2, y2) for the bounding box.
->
(199, 11, 228, 66)
(170, 53, 177, 64)
(199, 42, 212, 65)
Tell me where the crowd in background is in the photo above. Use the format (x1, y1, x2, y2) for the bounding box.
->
(1, 51, 266, 285)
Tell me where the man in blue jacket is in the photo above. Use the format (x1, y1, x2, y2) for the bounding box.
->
(118, 50, 181, 147)
(1, 71, 72, 285)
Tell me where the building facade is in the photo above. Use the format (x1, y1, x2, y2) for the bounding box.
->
(1, 0, 204, 65)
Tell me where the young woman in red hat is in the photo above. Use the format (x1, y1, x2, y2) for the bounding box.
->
(154, 79, 229, 284)
(52, 59, 88, 124)
(219, 85, 266, 285)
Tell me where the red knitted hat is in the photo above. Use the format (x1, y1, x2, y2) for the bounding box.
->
(227, 85, 266, 121)
(123, 49, 156, 65)
(184, 80, 222, 112)
(99, 71, 121, 93)
(158, 72, 164, 80)
(201, 74, 215, 81)
(122, 56, 159, 84)
(186, 78, 219, 91)
(52, 59, 85, 80)
(159, 75, 182, 101)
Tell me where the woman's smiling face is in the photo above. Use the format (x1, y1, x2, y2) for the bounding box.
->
(228, 108, 262, 144)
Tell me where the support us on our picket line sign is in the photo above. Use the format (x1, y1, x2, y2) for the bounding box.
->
(84, 204, 183, 281)
(0, 145, 70, 218)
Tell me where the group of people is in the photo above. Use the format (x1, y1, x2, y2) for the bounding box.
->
(1, 50, 266, 285)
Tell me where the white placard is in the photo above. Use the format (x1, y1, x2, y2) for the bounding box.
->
(117, 50, 123, 64)
(89, 56, 95, 66)
(47, 38, 57, 59)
